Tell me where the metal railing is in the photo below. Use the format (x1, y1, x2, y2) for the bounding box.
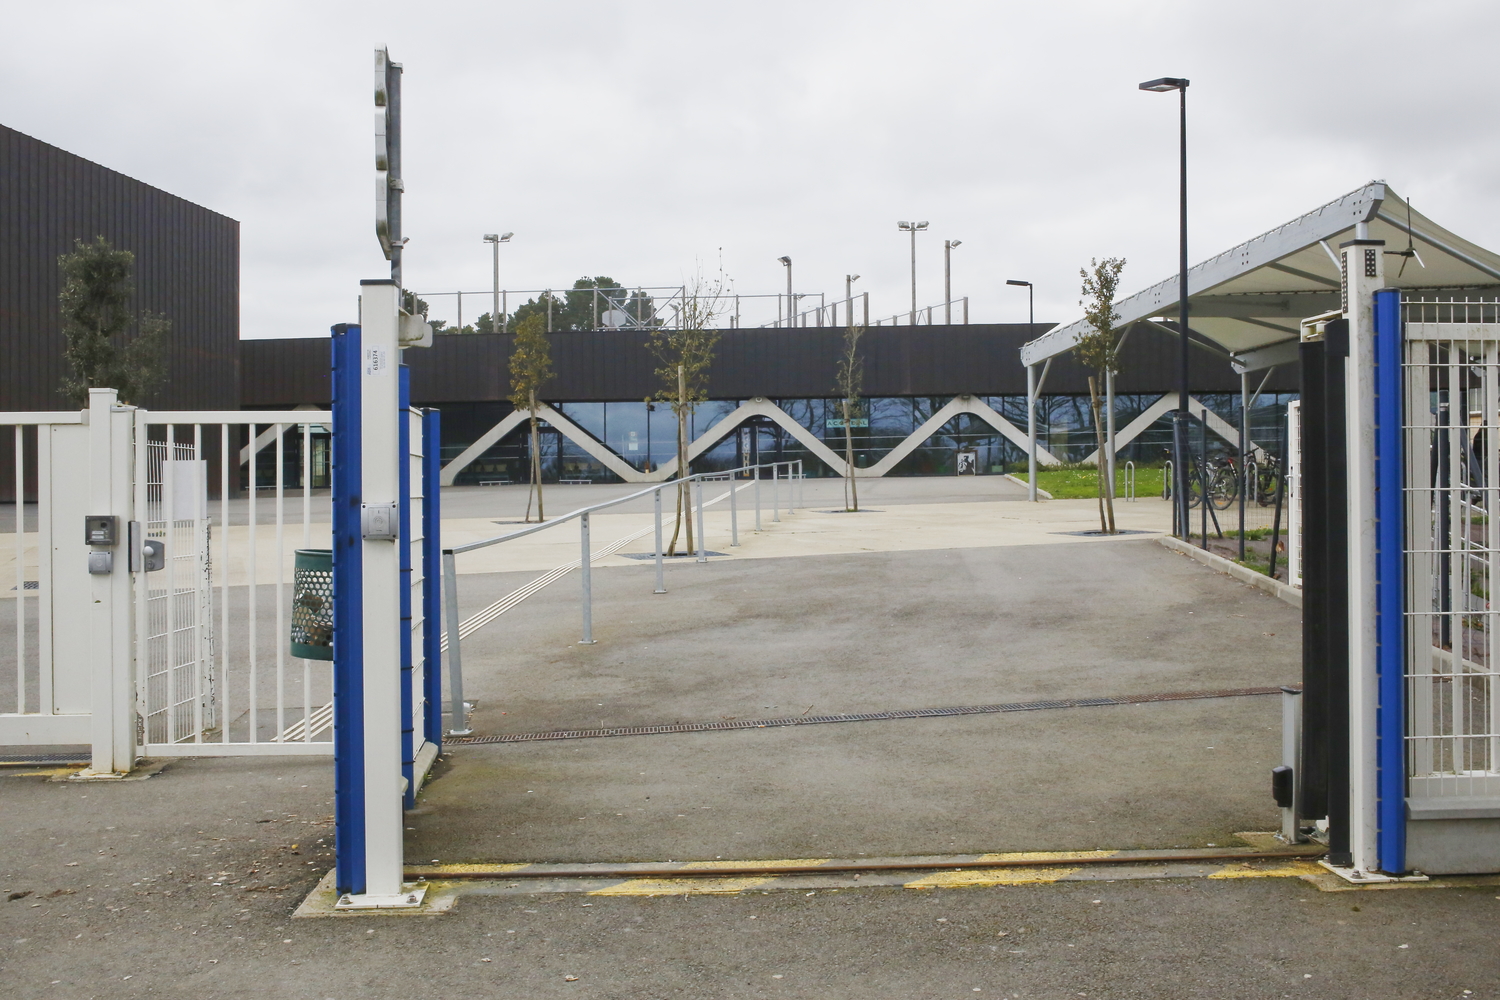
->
(872, 297, 970, 327)
(440, 460, 804, 735)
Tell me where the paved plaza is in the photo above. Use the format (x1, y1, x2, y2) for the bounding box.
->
(4, 480, 1496, 998)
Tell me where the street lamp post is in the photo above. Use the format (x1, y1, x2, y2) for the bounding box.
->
(897, 221, 929, 323)
(845, 274, 860, 327)
(1007, 279, 1038, 501)
(944, 240, 962, 324)
(1139, 76, 1191, 540)
(483, 232, 513, 333)
(778, 256, 792, 328)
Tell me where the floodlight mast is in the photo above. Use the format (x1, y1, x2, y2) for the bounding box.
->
(375, 48, 405, 286)
(898, 221, 929, 323)
(1007, 279, 1038, 501)
(778, 256, 793, 327)
(1139, 75, 1191, 540)
(944, 240, 963, 323)
(484, 233, 513, 333)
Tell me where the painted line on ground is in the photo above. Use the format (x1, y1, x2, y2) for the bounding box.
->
(448, 685, 1299, 746)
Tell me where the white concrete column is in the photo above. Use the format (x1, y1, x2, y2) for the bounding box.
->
(358, 281, 406, 898)
(84, 389, 136, 775)
(1342, 235, 1385, 872)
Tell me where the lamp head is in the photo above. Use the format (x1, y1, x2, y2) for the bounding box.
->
(898, 221, 910, 230)
(948, 239, 962, 249)
(1139, 77, 1189, 92)
(483, 233, 498, 241)
(778, 256, 792, 266)
(848, 274, 861, 283)
(1006, 279, 1031, 287)
(500, 232, 513, 241)
(915, 221, 929, 230)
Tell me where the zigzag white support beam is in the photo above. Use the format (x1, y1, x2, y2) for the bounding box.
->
(650, 397, 849, 480)
(1077, 393, 1258, 465)
(439, 410, 529, 486)
(532, 403, 649, 483)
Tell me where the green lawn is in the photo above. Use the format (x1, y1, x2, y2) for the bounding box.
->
(1012, 465, 1165, 500)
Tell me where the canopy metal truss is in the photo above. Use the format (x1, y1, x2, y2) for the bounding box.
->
(1015, 182, 1500, 500)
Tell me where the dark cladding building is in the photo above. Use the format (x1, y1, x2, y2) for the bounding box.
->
(0, 124, 240, 412)
(242, 323, 1298, 483)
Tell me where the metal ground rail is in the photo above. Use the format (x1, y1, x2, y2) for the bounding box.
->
(440, 460, 804, 735)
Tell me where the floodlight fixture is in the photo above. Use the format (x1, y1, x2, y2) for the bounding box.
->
(1006, 279, 1031, 287)
(1139, 77, 1189, 92)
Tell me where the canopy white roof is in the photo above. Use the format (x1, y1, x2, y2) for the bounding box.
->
(1019, 181, 1500, 372)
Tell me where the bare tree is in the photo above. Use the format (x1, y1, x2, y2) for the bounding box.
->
(1074, 256, 1127, 534)
(834, 316, 867, 511)
(508, 313, 554, 522)
(58, 236, 168, 405)
(647, 272, 726, 555)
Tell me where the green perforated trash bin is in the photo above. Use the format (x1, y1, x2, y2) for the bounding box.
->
(291, 548, 333, 660)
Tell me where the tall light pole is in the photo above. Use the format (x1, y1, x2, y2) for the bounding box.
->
(897, 221, 929, 323)
(944, 240, 963, 324)
(1139, 76, 1191, 540)
(1008, 280, 1038, 501)
(845, 274, 860, 327)
(483, 232, 512, 333)
(778, 256, 792, 328)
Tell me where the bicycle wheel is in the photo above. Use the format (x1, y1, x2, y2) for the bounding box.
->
(1209, 465, 1238, 510)
(1185, 466, 1205, 509)
(1256, 467, 1280, 506)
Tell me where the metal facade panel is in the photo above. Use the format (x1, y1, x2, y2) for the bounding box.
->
(241, 321, 1298, 408)
(0, 124, 239, 412)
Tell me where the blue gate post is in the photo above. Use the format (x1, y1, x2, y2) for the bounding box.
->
(330, 322, 366, 895)
(421, 408, 443, 751)
(399, 365, 415, 809)
(1374, 287, 1406, 873)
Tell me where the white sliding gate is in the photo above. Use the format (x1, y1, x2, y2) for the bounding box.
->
(133, 411, 337, 756)
(0, 394, 419, 767)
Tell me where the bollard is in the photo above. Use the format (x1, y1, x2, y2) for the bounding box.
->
(579, 512, 596, 644)
(653, 488, 666, 594)
(695, 478, 708, 563)
(1277, 686, 1304, 843)
(730, 470, 739, 546)
(755, 469, 762, 531)
(773, 464, 781, 522)
(442, 552, 472, 736)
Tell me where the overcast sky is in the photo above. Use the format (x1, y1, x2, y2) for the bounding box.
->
(4, 0, 1496, 338)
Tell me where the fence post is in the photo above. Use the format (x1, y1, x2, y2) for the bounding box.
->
(653, 487, 666, 594)
(695, 479, 708, 563)
(83, 388, 134, 777)
(730, 471, 739, 546)
(755, 469, 762, 531)
(773, 464, 781, 522)
(579, 512, 596, 643)
(421, 409, 443, 751)
(441, 552, 469, 735)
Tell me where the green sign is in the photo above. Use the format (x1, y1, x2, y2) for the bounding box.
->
(826, 418, 869, 429)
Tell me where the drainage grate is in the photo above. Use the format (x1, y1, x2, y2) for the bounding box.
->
(0, 752, 88, 765)
(449, 685, 1294, 746)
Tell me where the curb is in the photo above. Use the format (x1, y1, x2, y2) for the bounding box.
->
(1157, 535, 1302, 609)
(1003, 473, 1052, 499)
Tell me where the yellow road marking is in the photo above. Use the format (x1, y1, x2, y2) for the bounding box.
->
(589, 877, 777, 896)
(905, 867, 1084, 888)
(1207, 860, 1324, 879)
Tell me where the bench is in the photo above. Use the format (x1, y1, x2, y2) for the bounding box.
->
(478, 479, 510, 486)
(559, 478, 592, 485)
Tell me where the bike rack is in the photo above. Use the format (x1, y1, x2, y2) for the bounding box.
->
(1124, 461, 1136, 502)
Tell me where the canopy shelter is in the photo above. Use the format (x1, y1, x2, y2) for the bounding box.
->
(1016, 182, 1500, 498)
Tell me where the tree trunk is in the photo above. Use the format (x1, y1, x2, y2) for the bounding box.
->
(843, 398, 858, 511)
(1087, 375, 1115, 534)
(530, 390, 545, 522)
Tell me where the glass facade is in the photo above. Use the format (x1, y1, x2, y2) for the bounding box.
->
(438, 391, 1301, 485)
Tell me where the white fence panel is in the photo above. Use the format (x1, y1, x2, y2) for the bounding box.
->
(1403, 305, 1500, 804)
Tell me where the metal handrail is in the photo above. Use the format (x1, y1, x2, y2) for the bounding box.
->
(447, 461, 797, 555)
(440, 459, 804, 736)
